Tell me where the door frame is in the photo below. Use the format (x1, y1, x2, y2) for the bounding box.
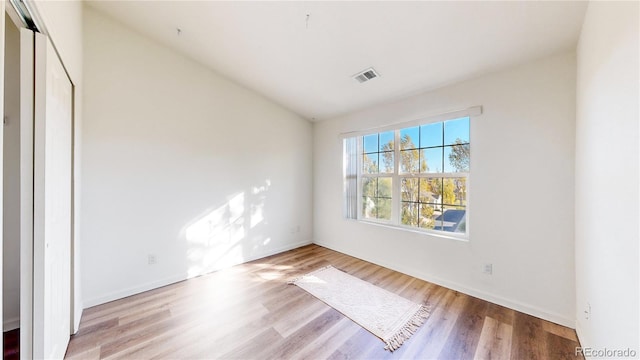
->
(0, 1, 5, 355)
(3, 2, 78, 358)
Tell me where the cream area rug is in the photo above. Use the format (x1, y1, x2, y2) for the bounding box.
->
(290, 265, 430, 351)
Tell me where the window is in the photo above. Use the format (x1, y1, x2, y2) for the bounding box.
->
(343, 113, 472, 238)
(361, 131, 394, 220)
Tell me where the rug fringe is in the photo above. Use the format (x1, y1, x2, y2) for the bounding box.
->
(287, 265, 335, 285)
(383, 304, 431, 352)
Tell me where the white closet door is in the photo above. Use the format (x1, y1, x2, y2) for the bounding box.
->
(19, 27, 34, 360)
(31, 31, 73, 360)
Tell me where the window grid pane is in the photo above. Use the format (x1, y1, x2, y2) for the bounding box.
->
(362, 176, 392, 221)
(379, 131, 394, 151)
(380, 151, 394, 173)
(357, 116, 470, 236)
(401, 176, 466, 232)
(444, 117, 470, 145)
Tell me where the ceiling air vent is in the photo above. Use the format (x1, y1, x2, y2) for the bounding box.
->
(353, 68, 380, 83)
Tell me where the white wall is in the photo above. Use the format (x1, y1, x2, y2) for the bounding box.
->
(0, 1, 5, 349)
(32, 0, 84, 331)
(81, 8, 313, 307)
(575, 1, 639, 356)
(314, 52, 577, 326)
(3, 14, 20, 331)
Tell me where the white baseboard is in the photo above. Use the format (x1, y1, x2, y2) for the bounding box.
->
(3, 316, 20, 332)
(314, 240, 576, 328)
(83, 239, 313, 308)
(575, 324, 589, 354)
(73, 306, 83, 334)
(84, 274, 186, 309)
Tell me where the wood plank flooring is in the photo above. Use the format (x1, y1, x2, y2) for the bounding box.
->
(64, 245, 582, 359)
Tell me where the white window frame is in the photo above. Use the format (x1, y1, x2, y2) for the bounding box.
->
(343, 106, 481, 240)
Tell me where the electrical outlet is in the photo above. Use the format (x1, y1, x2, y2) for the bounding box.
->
(483, 263, 493, 275)
(584, 302, 591, 319)
(148, 254, 157, 265)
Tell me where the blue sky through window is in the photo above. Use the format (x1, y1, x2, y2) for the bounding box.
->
(422, 147, 443, 173)
(363, 134, 378, 153)
(362, 117, 469, 163)
(400, 127, 419, 149)
(421, 122, 442, 147)
(379, 131, 394, 151)
(444, 117, 470, 145)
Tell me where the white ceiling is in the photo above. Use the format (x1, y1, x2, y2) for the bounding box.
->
(87, 1, 587, 121)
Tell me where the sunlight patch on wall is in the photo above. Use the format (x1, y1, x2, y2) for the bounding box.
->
(250, 181, 269, 228)
(185, 192, 246, 278)
(183, 180, 273, 279)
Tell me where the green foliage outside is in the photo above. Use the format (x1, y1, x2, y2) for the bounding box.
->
(362, 133, 469, 228)
(449, 139, 470, 172)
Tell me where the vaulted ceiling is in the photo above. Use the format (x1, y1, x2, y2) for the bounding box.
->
(87, 1, 587, 121)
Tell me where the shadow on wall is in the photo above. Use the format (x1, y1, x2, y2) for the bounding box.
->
(179, 179, 274, 278)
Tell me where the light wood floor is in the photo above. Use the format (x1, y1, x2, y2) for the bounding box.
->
(65, 245, 582, 359)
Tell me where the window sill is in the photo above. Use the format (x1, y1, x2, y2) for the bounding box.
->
(353, 219, 469, 242)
